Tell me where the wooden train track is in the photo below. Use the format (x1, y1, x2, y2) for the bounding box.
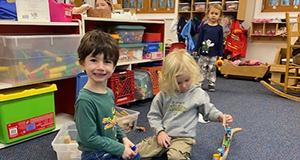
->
(260, 80, 300, 102)
(213, 127, 242, 160)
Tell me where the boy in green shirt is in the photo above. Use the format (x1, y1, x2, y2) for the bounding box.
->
(75, 30, 137, 160)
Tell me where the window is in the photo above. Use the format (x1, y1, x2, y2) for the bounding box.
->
(263, 0, 300, 12)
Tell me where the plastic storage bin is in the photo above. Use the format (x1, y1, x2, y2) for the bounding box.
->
(139, 66, 161, 95)
(225, 1, 239, 11)
(143, 33, 162, 43)
(0, 83, 57, 144)
(194, 2, 206, 12)
(75, 72, 88, 98)
(114, 25, 146, 44)
(108, 70, 135, 105)
(49, 0, 74, 22)
(115, 107, 140, 133)
(178, 3, 191, 11)
(52, 107, 140, 159)
(119, 43, 144, 62)
(0, 35, 81, 87)
(134, 70, 153, 100)
(52, 121, 81, 160)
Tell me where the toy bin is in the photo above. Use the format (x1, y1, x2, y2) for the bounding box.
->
(108, 70, 135, 105)
(52, 121, 81, 160)
(194, 2, 206, 12)
(75, 72, 88, 98)
(0, 35, 81, 88)
(139, 66, 162, 95)
(0, 83, 57, 144)
(118, 43, 144, 62)
(178, 3, 191, 11)
(225, 1, 239, 11)
(115, 107, 140, 133)
(49, 0, 74, 22)
(114, 25, 145, 44)
(143, 33, 162, 43)
(143, 42, 163, 60)
(134, 70, 153, 100)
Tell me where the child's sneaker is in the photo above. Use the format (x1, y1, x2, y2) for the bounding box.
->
(208, 85, 215, 92)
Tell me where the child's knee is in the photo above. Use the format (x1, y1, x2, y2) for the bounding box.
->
(167, 148, 190, 160)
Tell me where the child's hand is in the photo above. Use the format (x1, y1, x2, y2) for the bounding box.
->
(157, 131, 171, 148)
(123, 137, 135, 149)
(219, 114, 233, 127)
(122, 144, 136, 160)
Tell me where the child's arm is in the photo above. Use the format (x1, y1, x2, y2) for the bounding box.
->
(147, 93, 165, 135)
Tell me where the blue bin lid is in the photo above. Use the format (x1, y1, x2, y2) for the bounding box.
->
(115, 25, 146, 30)
(119, 43, 145, 48)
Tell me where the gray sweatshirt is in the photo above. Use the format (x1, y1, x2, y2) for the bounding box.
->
(147, 85, 222, 138)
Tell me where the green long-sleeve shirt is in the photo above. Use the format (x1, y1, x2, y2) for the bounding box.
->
(75, 88, 125, 156)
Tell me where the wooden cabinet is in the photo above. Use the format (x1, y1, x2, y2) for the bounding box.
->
(177, 0, 246, 20)
(121, 0, 175, 13)
(250, 22, 286, 40)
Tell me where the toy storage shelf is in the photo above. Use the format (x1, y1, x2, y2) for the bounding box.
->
(250, 22, 287, 41)
(177, 0, 246, 21)
(0, 21, 81, 148)
(82, 17, 165, 69)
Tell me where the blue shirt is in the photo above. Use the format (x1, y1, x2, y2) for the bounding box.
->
(197, 23, 223, 57)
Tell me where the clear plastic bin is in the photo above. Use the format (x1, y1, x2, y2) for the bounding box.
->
(0, 35, 81, 87)
(118, 43, 144, 62)
(115, 25, 145, 44)
(51, 121, 81, 160)
(134, 70, 153, 100)
(225, 1, 239, 11)
(178, 3, 191, 11)
(194, 2, 206, 12)
(115, 107, 140, 133)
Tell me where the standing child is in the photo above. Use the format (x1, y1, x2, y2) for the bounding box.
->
(136, 49, 233, 159)
(75, 30, 137, 160)
(196, 4, 224, 92)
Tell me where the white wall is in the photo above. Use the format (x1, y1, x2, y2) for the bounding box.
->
(245, 0, 299, 64)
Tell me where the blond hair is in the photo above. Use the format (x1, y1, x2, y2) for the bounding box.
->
(205, 3, 223, 23)
(159, 49, 203, 96)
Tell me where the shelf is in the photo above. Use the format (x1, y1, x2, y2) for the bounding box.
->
(0, 75, 77, 90)
(117, 59, 162, 66)
(83, 17, 164, 24)
(0, 20, 80, 26)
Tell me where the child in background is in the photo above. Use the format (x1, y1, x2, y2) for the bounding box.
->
(196, 4, 224, 92)
(75, 30, 137, 160)
(136, 49, 233, 159)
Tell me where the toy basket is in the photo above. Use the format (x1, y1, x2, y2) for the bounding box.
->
(108, 70, 135, 105)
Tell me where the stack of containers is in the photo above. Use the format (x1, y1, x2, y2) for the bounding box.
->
(143, 32, 163, 59)
(114, 25, 146, 62)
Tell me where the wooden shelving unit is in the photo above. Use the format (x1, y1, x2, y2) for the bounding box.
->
(177, 0, 246, 21)
(250, 21, 287, 41)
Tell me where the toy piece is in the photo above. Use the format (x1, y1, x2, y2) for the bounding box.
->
(135, 126, 146, 132)
(212, 127, 242, 160)
(215, 57, 224, 70)
(130, 145, 141, 160)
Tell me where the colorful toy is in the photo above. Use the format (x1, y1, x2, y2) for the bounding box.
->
(130, 145, 141, 160)
(212, 127, 242, 160)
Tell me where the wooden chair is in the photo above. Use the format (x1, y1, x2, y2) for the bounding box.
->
(260, 12, 300, 102)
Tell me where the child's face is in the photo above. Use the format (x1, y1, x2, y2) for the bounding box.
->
(81, 53, 115, 84)
(176, 73, 192, 93)
(208, 7, 221, 24)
